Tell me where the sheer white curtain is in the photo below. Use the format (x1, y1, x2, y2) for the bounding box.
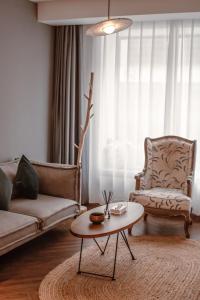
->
(82, 20, 200, 214)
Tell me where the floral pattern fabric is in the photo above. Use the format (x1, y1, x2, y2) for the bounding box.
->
(130, 188, 191, 211)
(143, 137, 194, 195)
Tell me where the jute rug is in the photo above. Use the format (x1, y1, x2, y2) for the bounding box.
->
(39, 236, 200, 300)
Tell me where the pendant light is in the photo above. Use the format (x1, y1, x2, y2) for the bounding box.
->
(86, 0, 133, 36)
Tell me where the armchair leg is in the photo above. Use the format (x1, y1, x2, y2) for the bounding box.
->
(128, 225, 133, 235)
(144, 213, 148, 221)
(189, 208, 193, 225)
(184, 218, 190, 239)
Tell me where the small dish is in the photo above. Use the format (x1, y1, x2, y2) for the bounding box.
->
(89, 212, 105, 224)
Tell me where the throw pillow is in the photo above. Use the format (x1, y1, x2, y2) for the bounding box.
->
(0, 168, 13, 210)
(13, 155, 39, 199)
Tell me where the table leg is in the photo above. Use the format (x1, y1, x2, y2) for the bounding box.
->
(120, 230, 136, 260)
(112, 233, 119, 280)
(93, 235, 110, 255)
(77, 238, 83, 274)
(77, 232, 133, 280)
(102, 235, 110, 255)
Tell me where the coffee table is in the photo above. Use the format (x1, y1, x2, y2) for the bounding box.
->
(70, 202, 144, 280)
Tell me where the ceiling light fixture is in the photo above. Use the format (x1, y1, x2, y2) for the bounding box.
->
(86, 0, 133, 36)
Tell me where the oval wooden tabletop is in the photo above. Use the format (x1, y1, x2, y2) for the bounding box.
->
(70, 202, 144, 238)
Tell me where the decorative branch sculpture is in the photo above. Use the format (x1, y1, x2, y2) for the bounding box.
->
(74, 72, 94, 207)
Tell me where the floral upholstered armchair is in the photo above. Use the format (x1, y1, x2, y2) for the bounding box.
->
(129, 136, 196, 238)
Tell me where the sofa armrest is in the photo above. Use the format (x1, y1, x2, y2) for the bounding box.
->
(32, 161, 79, 201)
(187, 175, 193, 197)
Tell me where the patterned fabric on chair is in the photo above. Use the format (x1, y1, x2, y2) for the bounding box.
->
(131, 188, 191, 211)
(129, 136, 196, 238)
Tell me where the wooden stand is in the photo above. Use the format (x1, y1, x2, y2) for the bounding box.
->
(75, 73, 94, 210)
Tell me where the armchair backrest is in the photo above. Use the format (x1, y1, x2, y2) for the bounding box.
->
(144, 136, 196, 194)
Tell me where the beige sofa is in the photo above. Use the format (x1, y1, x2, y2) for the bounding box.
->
(0, 159, 79, 256)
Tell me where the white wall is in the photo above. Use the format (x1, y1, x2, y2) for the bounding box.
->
(0, 0, 54, 162)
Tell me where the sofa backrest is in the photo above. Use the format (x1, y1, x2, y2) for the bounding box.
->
(32, 161, 78, 201)
(0, 159, 79, 201)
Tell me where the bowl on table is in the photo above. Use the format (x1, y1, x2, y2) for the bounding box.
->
(89, 212, 105, 224)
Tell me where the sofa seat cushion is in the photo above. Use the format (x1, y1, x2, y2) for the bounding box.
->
(0, 210, 39, 251)
(130, 188, 191, 211)
(9, 194, 78, 230)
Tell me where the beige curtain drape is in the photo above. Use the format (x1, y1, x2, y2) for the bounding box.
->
(50, 25, 81, 165)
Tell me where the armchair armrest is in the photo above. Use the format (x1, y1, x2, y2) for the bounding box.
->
(134, 172, 145, 190)
(187, 175, 193, 197)
(31, 161, 79, 201)
(134, 171, 152, 190)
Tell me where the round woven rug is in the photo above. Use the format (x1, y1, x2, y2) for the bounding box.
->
(39, 236, 200, 300)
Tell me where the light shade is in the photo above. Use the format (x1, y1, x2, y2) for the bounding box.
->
(86, 18, 133, 37)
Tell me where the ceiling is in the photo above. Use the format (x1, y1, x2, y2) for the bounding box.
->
(30, 0, 53, 2)
(29, 0, 200, 26)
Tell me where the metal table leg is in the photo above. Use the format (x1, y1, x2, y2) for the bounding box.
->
(77, 234, 119, 280)
(112, 232, 119, 280)
(120, 230, 136, 260)
(77, 238, 83, 274)
(93, 235, 110, 255)
(77, 231, 135, 280)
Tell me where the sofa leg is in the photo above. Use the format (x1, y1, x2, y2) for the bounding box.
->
(128, 225, 133, 235)
(144, 213, 148, 222)
(184, 219, 190, 239)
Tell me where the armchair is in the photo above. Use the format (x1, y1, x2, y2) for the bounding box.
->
(129, 136, 196, 238)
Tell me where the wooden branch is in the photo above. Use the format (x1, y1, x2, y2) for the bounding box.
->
(84, 94, 89, 101)
(76, 72, 94, 167)
(75, 73, 94, 207)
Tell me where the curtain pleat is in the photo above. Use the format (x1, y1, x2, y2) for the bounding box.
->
(50, 26, 80, 165)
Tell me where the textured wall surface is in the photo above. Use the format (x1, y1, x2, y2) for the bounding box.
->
(0, 0, 54, 162)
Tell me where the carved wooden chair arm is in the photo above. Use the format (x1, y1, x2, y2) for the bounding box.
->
(187, 175, 193, 197)
(135, 172, 145, 179)
(134, 171, 145, 190)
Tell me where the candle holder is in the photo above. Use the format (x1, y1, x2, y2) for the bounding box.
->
(102, 190, 113, 219)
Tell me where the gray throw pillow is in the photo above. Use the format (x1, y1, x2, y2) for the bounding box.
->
(0, 168, 13, 210)
(13, 155, 39, 199)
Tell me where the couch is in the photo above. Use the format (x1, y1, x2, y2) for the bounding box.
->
(0, 159, 79, 256)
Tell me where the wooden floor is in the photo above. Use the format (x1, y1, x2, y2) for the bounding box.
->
(0, 215, 200, 300)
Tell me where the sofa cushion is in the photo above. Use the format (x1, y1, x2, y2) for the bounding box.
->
(130, 188, 191, 211)
(32, 161, 77, 200)
(9, 194, 78, 230)
(0, 159, 19, 183)
(0, 168, 12, 210)
(13, 155, 39, 199)
(0, 210, 39, 251)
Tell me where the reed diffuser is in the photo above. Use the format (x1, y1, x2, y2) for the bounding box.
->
(102, 190, 113, 219)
